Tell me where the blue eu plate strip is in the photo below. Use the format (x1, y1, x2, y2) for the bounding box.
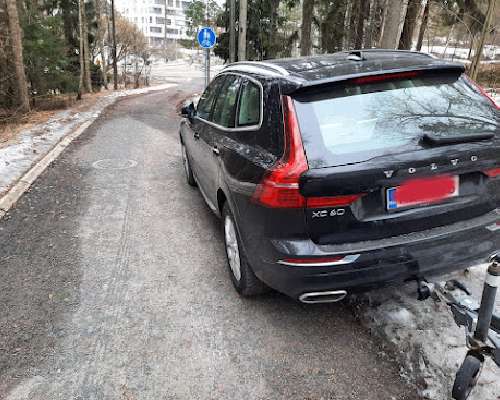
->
(387, 187, 397, 210)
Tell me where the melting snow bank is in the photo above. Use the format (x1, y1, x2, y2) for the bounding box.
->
(351, 265, 500, 399)
(0, 84, 176, 198)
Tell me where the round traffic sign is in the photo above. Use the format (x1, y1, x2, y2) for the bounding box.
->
(197, 27, 217, 49)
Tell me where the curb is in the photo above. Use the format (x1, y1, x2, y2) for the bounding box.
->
(0, 120, 93, 220)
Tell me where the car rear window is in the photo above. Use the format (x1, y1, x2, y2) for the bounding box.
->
(293, 73, 499, 168)
(238, 80, 261, 126)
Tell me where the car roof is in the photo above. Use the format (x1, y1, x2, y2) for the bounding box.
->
(221, 49, 465, 94)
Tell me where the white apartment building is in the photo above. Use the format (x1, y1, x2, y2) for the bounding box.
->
(115, 0, 192, 47)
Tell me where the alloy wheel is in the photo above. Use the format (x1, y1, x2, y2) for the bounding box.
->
(224, 215, 241, 281)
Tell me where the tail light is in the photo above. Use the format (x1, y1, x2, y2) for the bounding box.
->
(252, 95, 308, 208)
(465, 75, 499, 110)
(252, 96, 364, 209)
(484, 168, 500, 178)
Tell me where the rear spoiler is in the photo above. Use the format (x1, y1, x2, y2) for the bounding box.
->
(282, 64, 465, 95)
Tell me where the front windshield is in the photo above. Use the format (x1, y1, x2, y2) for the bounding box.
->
(294, 73, 499, 168)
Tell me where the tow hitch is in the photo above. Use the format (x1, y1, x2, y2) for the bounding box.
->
(417, 254, 500, 400)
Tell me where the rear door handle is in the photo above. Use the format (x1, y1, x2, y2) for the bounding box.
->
(194, 132, 200, 140)
(212, 146, 220, 156)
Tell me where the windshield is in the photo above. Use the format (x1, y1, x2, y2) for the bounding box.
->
(293, 73, 499, 168)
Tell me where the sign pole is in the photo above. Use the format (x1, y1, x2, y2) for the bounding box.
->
(205, 48, 210, 87)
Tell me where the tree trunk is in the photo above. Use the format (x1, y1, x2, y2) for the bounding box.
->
(415, 0, 429, 51)
(468, 34, 475, 60)
(5, 0, 30, 112)
(398, 0, 420, 49)
(229, 0, 236, 62)
(343, 0, 352, 49)
(354, 0, 369, 49)
(238, 0, 247, 61)
(267, 0, 280, 59)
(82, 0, 92, 92)
(78, 0, 87, 95)
(96, 0, 107, 88)
(111, 0, 118, 89)
(364, 0, 377, 48)
(469, 0, 495, 80)
(379, 0, 408, 49)
(442, 23, 454, 58)
(349, 0, 359, 49)
(300, 0, 314, 56)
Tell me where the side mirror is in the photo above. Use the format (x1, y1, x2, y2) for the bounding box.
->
(180, 102, 195, 120)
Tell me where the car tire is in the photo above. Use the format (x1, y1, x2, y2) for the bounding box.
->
(222, 203, 268, 296)
(181, 143, 196, 186)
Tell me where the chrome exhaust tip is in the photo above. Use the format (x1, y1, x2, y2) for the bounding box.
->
(298, 290, 348, 304)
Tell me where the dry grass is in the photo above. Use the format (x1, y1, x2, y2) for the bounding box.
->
(0, 110, 55, 145)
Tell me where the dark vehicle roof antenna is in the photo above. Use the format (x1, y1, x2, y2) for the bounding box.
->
(347, 51, 365, 61)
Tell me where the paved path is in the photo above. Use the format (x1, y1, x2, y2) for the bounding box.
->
(0, 86, 418, 400)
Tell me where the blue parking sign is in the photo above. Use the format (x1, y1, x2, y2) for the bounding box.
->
(197, 27, 216, 49)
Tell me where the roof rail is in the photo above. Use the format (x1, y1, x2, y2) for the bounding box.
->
(223, 61, 290, 76)
(357, 48, 435, 58)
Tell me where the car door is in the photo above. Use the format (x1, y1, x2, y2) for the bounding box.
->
(187, 75, 226, 197)
(201, 74, 243, 207)
(216, 76, 276, 219)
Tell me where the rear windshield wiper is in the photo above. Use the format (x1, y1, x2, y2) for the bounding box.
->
(420, 132, 495, 146)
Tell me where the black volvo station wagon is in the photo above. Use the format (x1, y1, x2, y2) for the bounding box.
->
(179, 50, 500, 303)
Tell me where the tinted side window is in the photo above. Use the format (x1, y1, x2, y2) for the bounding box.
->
(212, 75, 241, 128)
(197, 76, 226, 120)
(237, 81, 261, 127)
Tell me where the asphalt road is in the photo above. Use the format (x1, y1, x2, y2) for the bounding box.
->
(0, 86, 419, 400)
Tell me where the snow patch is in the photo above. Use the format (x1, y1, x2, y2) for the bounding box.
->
(352, 264, 500, 399)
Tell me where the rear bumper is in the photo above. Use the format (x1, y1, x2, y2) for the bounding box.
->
(247, 209, 500, 300)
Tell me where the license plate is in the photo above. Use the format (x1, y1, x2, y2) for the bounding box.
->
(386, 175, 459, 210)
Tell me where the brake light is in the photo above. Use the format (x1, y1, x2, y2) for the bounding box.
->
(465, 75, 499, 110)
(484, 168, 500, 178)
(252, 95, 308, 208)
(351, 71, 420, 85)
